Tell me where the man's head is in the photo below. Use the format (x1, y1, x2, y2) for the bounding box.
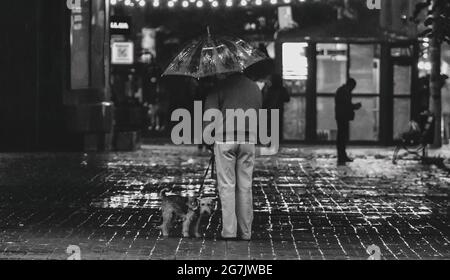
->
(346, 78, 357, 91)
(439, 74, 449, 89)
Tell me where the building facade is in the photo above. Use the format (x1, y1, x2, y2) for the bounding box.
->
(1, 0, 433, 151)
(1, 0, 112, 152)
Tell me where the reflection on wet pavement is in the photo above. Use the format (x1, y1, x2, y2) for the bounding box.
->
(0, 146, 448, 260)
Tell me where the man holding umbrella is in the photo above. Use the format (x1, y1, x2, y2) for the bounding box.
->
(205, 72, 262, 241)
(163, 31, 268, 241)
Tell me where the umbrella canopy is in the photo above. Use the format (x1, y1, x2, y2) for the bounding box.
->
(162, 33, 268, 79)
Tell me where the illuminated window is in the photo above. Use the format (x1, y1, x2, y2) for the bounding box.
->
(282, 43, 308, 81)
(317, 43, 348, 93)
(282, 42, 308, 140)
(349, 44, 380, 94)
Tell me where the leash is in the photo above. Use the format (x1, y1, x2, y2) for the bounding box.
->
(197, 85, 222, 198)
(198, 151, 216, 198)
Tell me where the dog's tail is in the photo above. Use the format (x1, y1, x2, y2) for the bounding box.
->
(160, 188, 171, 198)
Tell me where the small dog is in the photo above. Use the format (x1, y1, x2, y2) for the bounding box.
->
(159, 189, 216, 238)
(194, 197, 216, 238)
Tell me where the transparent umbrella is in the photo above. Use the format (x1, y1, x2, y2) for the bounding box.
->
(162, 29, 268, 79)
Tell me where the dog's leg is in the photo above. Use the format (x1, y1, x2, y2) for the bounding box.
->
(194, 213, 205, 238)
(161, 211, 173, 237)
(182, 212, 195, 238)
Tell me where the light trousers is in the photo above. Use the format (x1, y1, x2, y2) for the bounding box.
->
(215, 143, 255, 240)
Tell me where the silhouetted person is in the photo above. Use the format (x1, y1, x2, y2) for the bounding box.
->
(335, 78, 361, 165)
(263, 74, 290, 111)
(263, 74, 290, 136)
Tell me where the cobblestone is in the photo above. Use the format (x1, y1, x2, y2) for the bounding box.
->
(0, 145, 449, 260)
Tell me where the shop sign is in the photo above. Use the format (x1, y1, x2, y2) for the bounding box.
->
(111, 42, 134, 65)
(110, 16, 132, 35)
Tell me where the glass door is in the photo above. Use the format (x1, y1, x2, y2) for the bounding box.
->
(316, 43, 348, 141)
(282, 42, 309, 141)
(348, 44, 380, 141)
(316, 43, 381, 142)
(392, 63, 413, 140)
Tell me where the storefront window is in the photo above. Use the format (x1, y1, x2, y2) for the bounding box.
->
(317, 43, 348, 93)
(282, 42, 308, 141)
(348, 44, 381, 141)
(393, 65, 412, 95)
(282, 43, 308, 81)
(284, 97, 307, 141)
(317, 97, 338, 141)
(349, 44, 380, 94)
(282, 42, 308, 93)
(393, 65, 412, 139)
(350, 97, 380, 141)
(316, 43, 380, 141)
(394, 98, 411, 140)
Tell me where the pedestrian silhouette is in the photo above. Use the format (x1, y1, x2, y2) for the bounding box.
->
(335, 78, 361, 165)
(263, 74, 290, 136)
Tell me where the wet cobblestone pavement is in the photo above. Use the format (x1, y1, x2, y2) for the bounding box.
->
(0, 145, 449, 260)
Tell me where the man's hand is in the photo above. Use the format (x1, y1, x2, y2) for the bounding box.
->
(354, 103, 362, 110)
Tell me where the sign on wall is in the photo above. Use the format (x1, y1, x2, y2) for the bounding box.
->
(110, 16, 132, 35)
(111, 42, 134, 65)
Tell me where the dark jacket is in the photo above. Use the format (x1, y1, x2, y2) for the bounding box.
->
(335, 85, 358, 122)
(204, 73, 262, 142)
(263, 86, 290, 110)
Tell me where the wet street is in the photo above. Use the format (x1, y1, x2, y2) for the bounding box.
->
(0, 145, 449, 260)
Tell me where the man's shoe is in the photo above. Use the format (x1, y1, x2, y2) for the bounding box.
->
(344, 157, 354, 163)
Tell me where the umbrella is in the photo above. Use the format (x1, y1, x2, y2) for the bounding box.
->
(162, 30, 268, 79)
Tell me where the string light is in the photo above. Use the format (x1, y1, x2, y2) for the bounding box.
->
(110, 0, 301, 8)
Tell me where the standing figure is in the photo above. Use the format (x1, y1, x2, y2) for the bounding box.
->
(204, 73, 262, 241)
(263, 74, 290, 136)
(335, 78, 361, 166)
